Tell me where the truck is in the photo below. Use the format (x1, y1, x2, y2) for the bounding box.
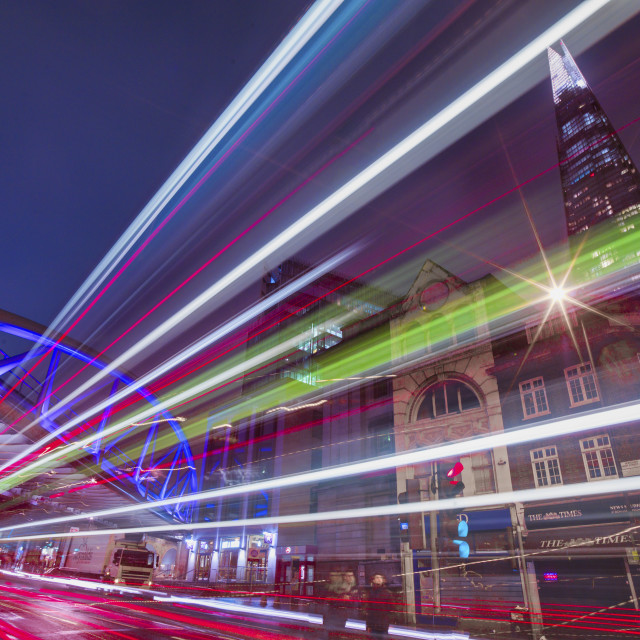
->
(61, 534, 158, 586)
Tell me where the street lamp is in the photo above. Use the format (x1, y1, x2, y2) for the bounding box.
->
(549, 286, 567, 303)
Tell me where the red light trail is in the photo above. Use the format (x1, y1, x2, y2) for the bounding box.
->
(0, 2, 370, 419)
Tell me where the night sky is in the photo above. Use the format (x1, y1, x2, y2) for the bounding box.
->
(2, 0, 640, 338)
(0, 0, 305, 325)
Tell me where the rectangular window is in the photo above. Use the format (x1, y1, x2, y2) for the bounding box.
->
(564, 362, 599, 407)
(530, 446, 563, 487)
(525, 312, 577, 344)
(519, 377, 550, 419)
(369, 416, 394, 456)
(372, 379, 390, 399)
(580, 435, 617, 480)
(472, 452, 495, 494)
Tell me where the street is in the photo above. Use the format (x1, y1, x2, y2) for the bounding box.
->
(0, 572, 317, 640)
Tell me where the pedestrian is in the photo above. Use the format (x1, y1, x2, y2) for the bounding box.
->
(323, 569, 360, 639)
(364, 573, 395, 638)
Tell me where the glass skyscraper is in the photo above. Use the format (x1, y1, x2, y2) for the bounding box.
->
(548, 42, 640, 279)
(549, 41, 640, 235)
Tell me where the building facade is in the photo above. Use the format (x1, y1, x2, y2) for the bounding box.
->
(389, 260, 522, 625)
(491, 294, 640, 612)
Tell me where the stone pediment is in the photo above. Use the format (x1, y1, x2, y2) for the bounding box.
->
(400, 259, 467, 315)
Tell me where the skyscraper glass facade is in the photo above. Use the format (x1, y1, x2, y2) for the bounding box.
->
(548, 42, 640, 242)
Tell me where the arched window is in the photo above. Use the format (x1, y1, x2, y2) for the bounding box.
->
(417, 380, 481, 420)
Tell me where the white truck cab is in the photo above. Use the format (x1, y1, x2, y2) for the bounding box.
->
(104, 540, 157, 586)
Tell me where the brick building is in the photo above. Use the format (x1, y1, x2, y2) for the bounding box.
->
(490, 293, 640, 610)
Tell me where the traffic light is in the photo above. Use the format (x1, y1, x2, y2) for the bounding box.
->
(398, 518, 410, 543)
(438, 460, 465, 498)
(453, 517, 470, 558)
(398, 491, 409, 543)
(397, 479, 423, 548)
(441, 512, 471, 559)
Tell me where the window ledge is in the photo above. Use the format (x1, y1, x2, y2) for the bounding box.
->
(569, 398, 600, 409)
(522, 410, 551, 421)
(533, 482, 563, 489)
(586, 474, 618, 482)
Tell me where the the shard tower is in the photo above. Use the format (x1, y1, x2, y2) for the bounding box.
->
(548, 42, 640, 277)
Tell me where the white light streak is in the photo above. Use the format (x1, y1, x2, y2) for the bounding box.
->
(210, 423, 233, 431)
(153, 594, 323, 625)
(0, 251, 355, 478)
(131, 417, 186, 426)
(6, 0, 344, 401)
(2, 398, 638, 535)
(0, 324, 325, 488)
(346, 619, 470, 640)
(387, 627, 469, 640)
(317, 375, 396, 381)
(0, 568, 160, 596)
(7, 0, 611, 477)
(3, 474, 639, 542)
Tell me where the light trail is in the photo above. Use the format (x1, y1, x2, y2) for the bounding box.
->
(3, 474, 639, 542)
(1, 222, 634, 492)
(0, 569, 149, 597)
(1, 0, 612, 465)
(38, 399, 391, 502)
(6, 127, 372, 438)
(2, 219, 636, 489)
(0, 0, 344, 412)
(0, 250, 356, 476)
(131, 417, 186, 426)
(6, 164, 634, 488)
(154, 594, 323, 626)
(266, 399, 328, 413)
(2, 397, 638, 534)
(0, 321, 340, 486)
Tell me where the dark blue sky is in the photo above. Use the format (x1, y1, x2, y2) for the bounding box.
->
(0, 0, 305, 325)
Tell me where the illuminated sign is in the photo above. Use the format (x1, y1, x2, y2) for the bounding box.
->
(544, 572, 558, 582)
(220, 538, 240, 550)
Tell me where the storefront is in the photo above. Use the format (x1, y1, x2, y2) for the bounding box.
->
(275, 545, 316, 599)
(218, 536, 242, 580)
(195, 540, 212, 581)
(246, 534, 269, 583)
(523, 497, 640, 610)
(0, 542, 17, 568)
(413, 508, 523, 623)
(212, 532, 275, 583)
(13, 539, 62, 572)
